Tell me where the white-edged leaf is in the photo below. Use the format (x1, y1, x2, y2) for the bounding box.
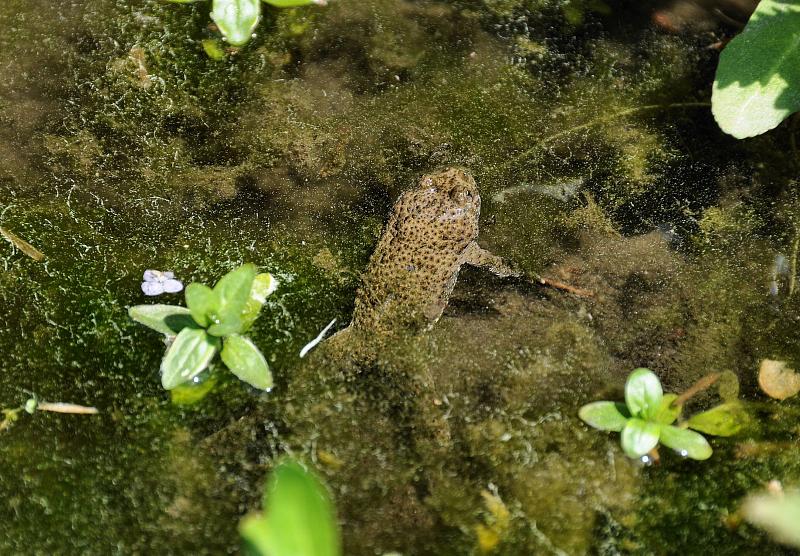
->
(578, 401, 629, 432)
(660, 425, 713, 460)
(207, 263, 257, 336)
(160, 328, 220, 389)
(129, 304, 197, 336)
(221, 334, 273, 390)
(211, 0, 261, 46)
(240, 272, 278, 332)
(652, 393, 681, 426)
(620, 418, 660, 459)
(185, 283, 216, 328)
(624, 368, 663, 419)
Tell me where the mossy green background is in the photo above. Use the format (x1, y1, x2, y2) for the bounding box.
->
(1, 0, 800, 554)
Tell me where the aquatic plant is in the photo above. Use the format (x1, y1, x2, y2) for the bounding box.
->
(579, 368, 746, 460)
(240, 458, 341, 556)
(129, 263, 277, 390)
(167, 0, 323, 47)
(712, 0, 800, 138)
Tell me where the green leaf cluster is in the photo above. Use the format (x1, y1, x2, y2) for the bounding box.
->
(129, 264, 278, 391)
(712, 0, 800, 138)
(240, 459, 342, 556)
(579, 368, 747, 461)
(166, 0, 322, 47)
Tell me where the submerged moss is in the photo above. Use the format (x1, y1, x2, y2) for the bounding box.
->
(2, 0, 800, 552)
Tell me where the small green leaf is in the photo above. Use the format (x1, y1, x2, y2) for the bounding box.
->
(202, 39, 227, 61)
(221, 334, 273, 390)
(652, 393, 681, 425)
(660, 425, 712, 460)
(160, 328, 220, 390)
(262, 0, 318, 7)
(578, 401, 629, 432)
(207, 264, 257, 336)
(129, 304, 197, 335)
(742, 491, 800, 548)
(211, 0, 261, 46)
(240, 272, 278, 333)
(620, 418, 660, 459)
(240, 513, 273, 556)
(185, 284, 217, 328)
(207, 315, 244, 337)
(687, 402, 749, 437)
(712, 0, 800, 138)
(170, 374, 218, 406)
(625, 368, 663, 419)
(240, 459, 341, 556)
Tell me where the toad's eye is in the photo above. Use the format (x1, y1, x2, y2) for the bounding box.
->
(449, 187, 472, 204)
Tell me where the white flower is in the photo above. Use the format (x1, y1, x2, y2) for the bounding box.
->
(141, 270, 183, 296)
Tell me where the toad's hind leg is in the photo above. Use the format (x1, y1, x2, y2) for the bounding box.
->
(461, 241, 522, 278)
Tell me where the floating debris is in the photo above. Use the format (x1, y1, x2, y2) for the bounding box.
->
(758, 359, 800, 400)
(0, 226, 45, 261)
(742, 487, 800, 549)
(141, 270, 184, 296)
(769, 253, 790, 297)
(491, 177, 584, 205)
(34, 402, 100, 415)
(1, 397, 99, 432)
(299, 318, 337, 358)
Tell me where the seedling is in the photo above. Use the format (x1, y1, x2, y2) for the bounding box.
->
(240, 458, 342, 556)
(129, 264, 278, 391)
(166, 0, 324, 47)
(579, 368, 747, 461)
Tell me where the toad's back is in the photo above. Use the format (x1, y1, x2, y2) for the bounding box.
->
(350, 167, 483, 336)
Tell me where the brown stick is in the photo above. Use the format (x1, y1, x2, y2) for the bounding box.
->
(672, 373, 721, 408)
(534, 274, 594, 298)
(0, 226, 45, 261)
(36, 402, 99, 415)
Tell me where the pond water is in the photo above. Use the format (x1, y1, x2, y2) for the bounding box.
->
(1, 0, 799, 554)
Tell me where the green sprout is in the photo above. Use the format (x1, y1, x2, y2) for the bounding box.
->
(166, 0, 324, 47)
(240, 458, 342, 556)
(129, 263, 277, 391)
(579, 368, 746, 461)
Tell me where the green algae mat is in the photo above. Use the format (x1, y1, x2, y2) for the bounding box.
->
(2, 0, 800, 554)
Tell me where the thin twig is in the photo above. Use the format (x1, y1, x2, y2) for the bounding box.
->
(790, 231, 799, 296)
(36, 402, 99, 415)
(532, 273, 594, 298)
(0, 226, 45, 261)
(673, 372, 721, 408)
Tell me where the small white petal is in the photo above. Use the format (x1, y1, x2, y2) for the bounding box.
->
(143, 270, 158, 282)
(142, 281, 165, 296)
(162, 279, 184, 293)
(163, 271, 175, 280)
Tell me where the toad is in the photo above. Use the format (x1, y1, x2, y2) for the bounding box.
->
(345, 166, 519, 338)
